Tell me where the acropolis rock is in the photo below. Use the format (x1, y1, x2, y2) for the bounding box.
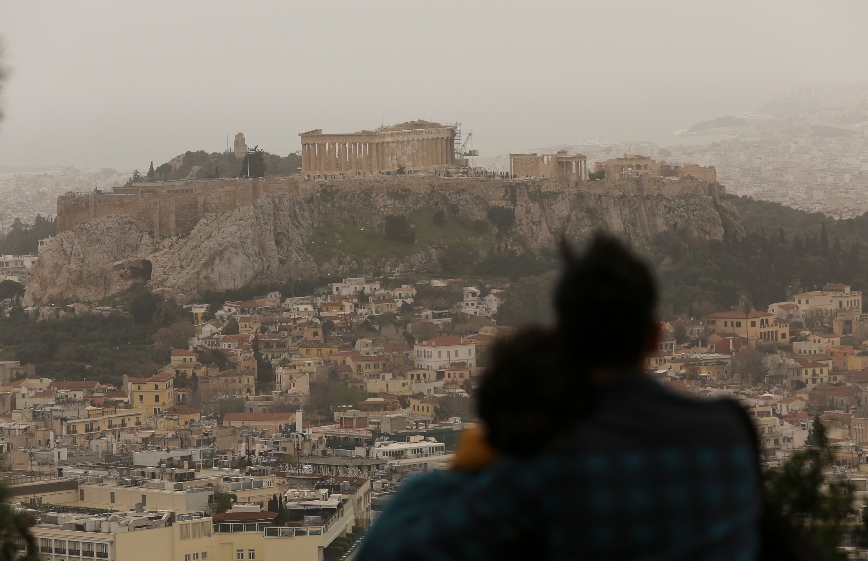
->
(27, 176, 741, 305)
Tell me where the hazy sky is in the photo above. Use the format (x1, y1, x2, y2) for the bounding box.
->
(1, 1, 868, 170)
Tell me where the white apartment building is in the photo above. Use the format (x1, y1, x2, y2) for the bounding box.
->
(793, 283, 862, 316)
(369, 437, 450, 470)
(460, 287, 504, 318)
(792, 333, 841, 356)
(413, 336, 476, 370)
(330, 277, 381, 296)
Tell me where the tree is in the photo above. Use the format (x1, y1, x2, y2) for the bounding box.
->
(439, 242, 478, 274)
(486, 206, 515, 232)
(435, 395, 477, 421)
(129, 286, 162, 324)
(0, 482, 40, 561)
(223, 316, 240, 335)
(239, 147, 266, 178)
(153, 322, 195, 355)
(207, 491, 236, 515)
(198, 348, 229, 370)
(806, 415, 825, 448)
(384, 215, 416, 244)
(497, 270, 559, 326)
(146, 161, 155, 181)
(673, 325, 688, 345)
(0, 280, 24, 300)
(433, 209, 446, 226)
(253, 334, 274, 392)
(766, 417, 867, 556)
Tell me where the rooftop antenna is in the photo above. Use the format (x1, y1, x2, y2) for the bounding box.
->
(226, 131, 229, 153)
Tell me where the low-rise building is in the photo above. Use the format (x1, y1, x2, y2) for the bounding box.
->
(414, 336, 476, 371)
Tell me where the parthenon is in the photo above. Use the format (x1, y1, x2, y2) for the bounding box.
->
(299, 120, 456, 174)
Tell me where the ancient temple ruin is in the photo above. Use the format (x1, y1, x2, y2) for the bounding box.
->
(299, 120, 456, 174)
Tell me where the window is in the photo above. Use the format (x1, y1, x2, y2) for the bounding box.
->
(155, 395, 160, 402)
(80, 489, 84, 500)
(139, 395, 144, 403)
(202, 553, 208, 560)
(110, 492, 115, 504)
(142, 494, 147, 506)
(186, 555, 191, 561)
(248, 550, 255, 560)
(751, 321, 756, 327)
(237, 551, 244, 561)
(194, 554, 199, 560)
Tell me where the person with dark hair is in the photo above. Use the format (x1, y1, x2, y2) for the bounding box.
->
(355, 232, 761, 561)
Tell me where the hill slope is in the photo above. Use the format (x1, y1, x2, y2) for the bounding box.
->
(26, 176, 732, 304)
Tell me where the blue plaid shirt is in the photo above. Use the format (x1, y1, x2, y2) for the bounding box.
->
(356, 372, 761, 561)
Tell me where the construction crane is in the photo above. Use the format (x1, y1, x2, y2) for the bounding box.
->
(453, 123, 479, 167)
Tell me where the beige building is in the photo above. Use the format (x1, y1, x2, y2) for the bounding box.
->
(234, 132, 247, 157)
(299, 120, 456, 174)
(594, 154, 662, 181)
(788, 357, 837, 390)
(702, 311, 790, 344)
(223, 412, 294, 434)
(76, 483, 214, 513)
(593, 154, 716, 183)
(62, 410, 144, 445)
(790, 283, 862, 318)
(128, 372, 175, 417)
(509, 150, 588, 179)
(31, 505, 357, 561)
(197, 370, 256, 400)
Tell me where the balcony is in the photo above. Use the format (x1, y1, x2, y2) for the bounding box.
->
(70, 550, 81, 556)
(55, 548, 67, 554)
(83, 551, 95, 557)
(96, 552, 108, 558)
(40, 547, 52, 553)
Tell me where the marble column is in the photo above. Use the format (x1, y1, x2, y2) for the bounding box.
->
(318, 143, 325, 173)
(339, 142, 347, 173)
(412, 139, 420, 168)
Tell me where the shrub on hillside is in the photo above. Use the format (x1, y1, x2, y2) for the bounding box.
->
(384, 215, 416, 244)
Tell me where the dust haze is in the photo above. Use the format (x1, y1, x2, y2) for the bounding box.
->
(1, 0, 867, 169)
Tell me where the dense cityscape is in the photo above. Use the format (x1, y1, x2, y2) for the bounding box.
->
(4, 3, 868, 560)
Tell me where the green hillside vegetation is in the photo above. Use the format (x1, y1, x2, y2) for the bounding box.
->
(0, 284, 193, 387)
(128, 150, 302, 183)
(0, 215, 56, 255)
(499, 197, 868, 325)
(306, 209, 498, 263)
(5, 193, 868, 381)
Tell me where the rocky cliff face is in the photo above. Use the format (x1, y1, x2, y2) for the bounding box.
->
(24, 216, 154, 306)
(25, 178, 741, 305)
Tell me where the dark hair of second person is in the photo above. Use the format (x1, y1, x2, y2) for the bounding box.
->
(555, 232, 658, 370)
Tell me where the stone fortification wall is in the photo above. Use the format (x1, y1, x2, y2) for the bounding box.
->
(57, 176, 723, 237)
